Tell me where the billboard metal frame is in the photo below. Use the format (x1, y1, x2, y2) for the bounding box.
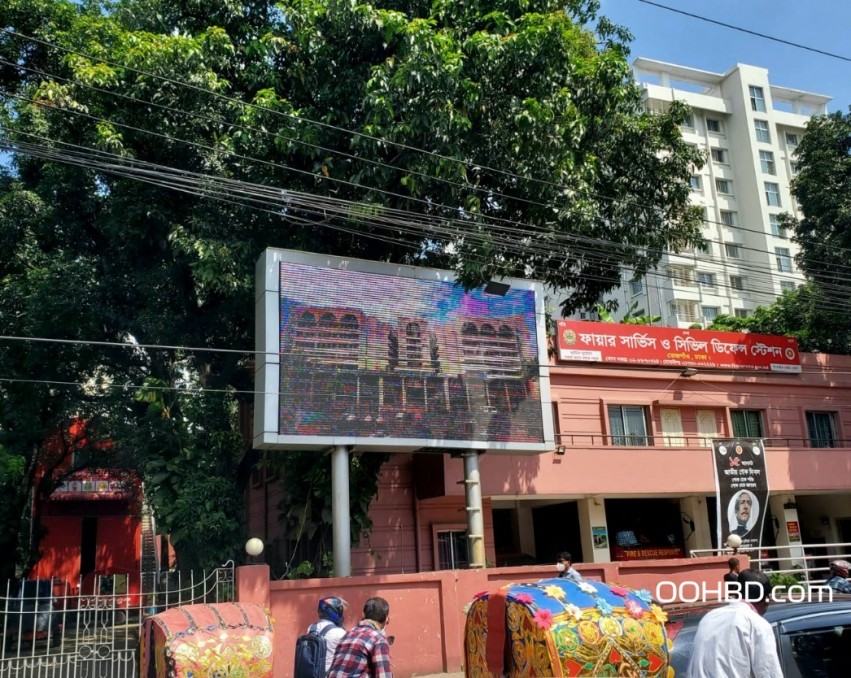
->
(254, 248, 554, 454)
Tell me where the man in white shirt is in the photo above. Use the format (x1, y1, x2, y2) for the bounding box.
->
(686, 569, 782, 678)
(556, 551, 583, 582)
(310, 596, 348, 674)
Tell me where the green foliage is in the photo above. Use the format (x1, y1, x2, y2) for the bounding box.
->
(0, 0, 705, 575)
(709, 283, 851, 355)
(768, 572, 805, 590)
(595, 300, 661, 325)
(269, 451, 389, 578)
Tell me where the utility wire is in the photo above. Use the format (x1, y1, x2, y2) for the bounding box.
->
(7, 129, 844, 314)
(6, 129, 851, 318)
(637, 1, 851, 64)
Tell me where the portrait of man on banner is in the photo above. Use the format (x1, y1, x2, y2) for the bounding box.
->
(727, 489, 760, 538)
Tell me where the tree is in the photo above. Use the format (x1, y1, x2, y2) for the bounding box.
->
(709, 283, 851, 355)
(595, 301, 661, 326)
(0, 0, 703, 575)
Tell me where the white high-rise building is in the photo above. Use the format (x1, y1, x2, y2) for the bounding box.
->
(616, 59, 831, 328)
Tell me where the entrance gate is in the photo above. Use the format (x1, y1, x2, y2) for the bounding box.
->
(0, 564, 234, 677)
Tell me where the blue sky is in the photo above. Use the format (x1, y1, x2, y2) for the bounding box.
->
(599, 0, 851, 111)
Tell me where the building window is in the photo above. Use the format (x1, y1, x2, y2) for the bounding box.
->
(775, 247, 793, 272)
(806, 412, 838, 448)
(436, 529, 469, 569)
(668, 266, 695, 286)
(631, 279, 644, 295)
(780, 280, 796, 293)
(689, 175, 702, 191)
(608, 405, 649, 446)
(769, 214, 787, 237)
(707, 118, 723, 133)
(785, 132, 799, 147)
(764, 182, 781, 207)
(791, 162, 800, 176)
(715, 179, 732, 195)
(754, 120, 771, 143)
(682, 113, 694, 129)
(731, 410, 764, 438)
(725, 244, 742, 259)
(734, 309, 749, 318)
(730, 275, 745, 291)
(697, 272, 716, 288)
(720, 211, 736, 227)
(749, 85, 766, 112)
(759, 150, 776, 175)
(670, 300, 699, 322)
(702, 306, 719, 321)
(711, 148, 727, 163)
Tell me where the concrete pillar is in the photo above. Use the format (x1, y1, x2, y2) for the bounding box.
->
(331, 446, 352, 577)
(462, 452, 486, 569)
(679, 496, 713, 555)
(517, 504, 536, 558)
(769, 494, 806, 575)
(578, 497, 611, 563)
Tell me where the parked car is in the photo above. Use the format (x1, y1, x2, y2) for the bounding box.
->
(2, 579, 64, 646)
(668, 597, 851, 677)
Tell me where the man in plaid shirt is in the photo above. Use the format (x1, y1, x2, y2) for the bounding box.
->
(328, 597, 393, 678)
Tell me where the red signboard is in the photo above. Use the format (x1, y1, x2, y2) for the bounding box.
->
(557, 321, 801, 373)
(611, 546, 685, 561)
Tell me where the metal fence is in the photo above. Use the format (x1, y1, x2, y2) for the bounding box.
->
(0, 564, 234, 678)
(690, 541, 851, 583)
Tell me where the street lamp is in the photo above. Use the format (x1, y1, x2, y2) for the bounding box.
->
(726, 534, 742, 555)
(245, 538, 264, 563)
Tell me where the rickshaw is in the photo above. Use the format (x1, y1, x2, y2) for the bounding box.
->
(464, 578, 673, 677)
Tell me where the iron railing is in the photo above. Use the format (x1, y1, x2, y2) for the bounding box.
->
(690, 541, 851, 584)
(555, 433, 851, 449)
(0, 564, 234, 677)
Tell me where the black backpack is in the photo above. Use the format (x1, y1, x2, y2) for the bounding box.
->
(294, 622, 334, 678)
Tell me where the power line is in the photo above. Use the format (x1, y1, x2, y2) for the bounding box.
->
(7, 129, 851, 317)
(637, 0, 851, 64)
(5, 26, 847, 275)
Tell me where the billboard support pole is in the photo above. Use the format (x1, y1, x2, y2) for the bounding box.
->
(462, 451, 486, 569)
(331, 445, 352, 577)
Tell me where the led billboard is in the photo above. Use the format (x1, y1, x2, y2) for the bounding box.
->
(254, 249, 554, 453)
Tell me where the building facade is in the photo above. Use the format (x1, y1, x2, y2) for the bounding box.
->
(247, 345, 851, 577)
(617, 59, 831, 327)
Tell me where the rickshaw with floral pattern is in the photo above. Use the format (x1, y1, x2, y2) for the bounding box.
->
(464, 578, 673, 677)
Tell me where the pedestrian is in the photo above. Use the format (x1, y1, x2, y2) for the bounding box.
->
(826, 560, 851, 594)
(723, 557, 740, 598)
(686, 569, 782, 678)
(327, 597, 393, 678)
(556, 551, 583, 582)
(294, 596, 348, 678)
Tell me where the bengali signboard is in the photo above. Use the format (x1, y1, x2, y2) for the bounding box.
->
(556, 321, 801, 373)
(53, 475, 130, 500)
(712, 438, 769, 551)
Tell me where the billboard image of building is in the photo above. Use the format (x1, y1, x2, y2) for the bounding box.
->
(254, 249, 553, 453)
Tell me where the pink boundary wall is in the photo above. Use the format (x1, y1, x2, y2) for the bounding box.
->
(236, 555, 741, 677)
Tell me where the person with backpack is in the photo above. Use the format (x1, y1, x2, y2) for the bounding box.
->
(294, 596, 348, 678)
(327, 597, 393, 678)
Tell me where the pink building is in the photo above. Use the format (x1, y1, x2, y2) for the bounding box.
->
(247, 349, 851, 575)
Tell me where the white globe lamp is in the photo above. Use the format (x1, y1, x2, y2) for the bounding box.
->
(245, 537, 265, 560)
(726, 534, 742, 553)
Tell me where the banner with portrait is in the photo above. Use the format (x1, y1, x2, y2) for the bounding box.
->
(712, 438, 769, 551)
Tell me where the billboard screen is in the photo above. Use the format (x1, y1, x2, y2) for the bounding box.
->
(556, 320, 801, 373)
(254, 249, 554, 453)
